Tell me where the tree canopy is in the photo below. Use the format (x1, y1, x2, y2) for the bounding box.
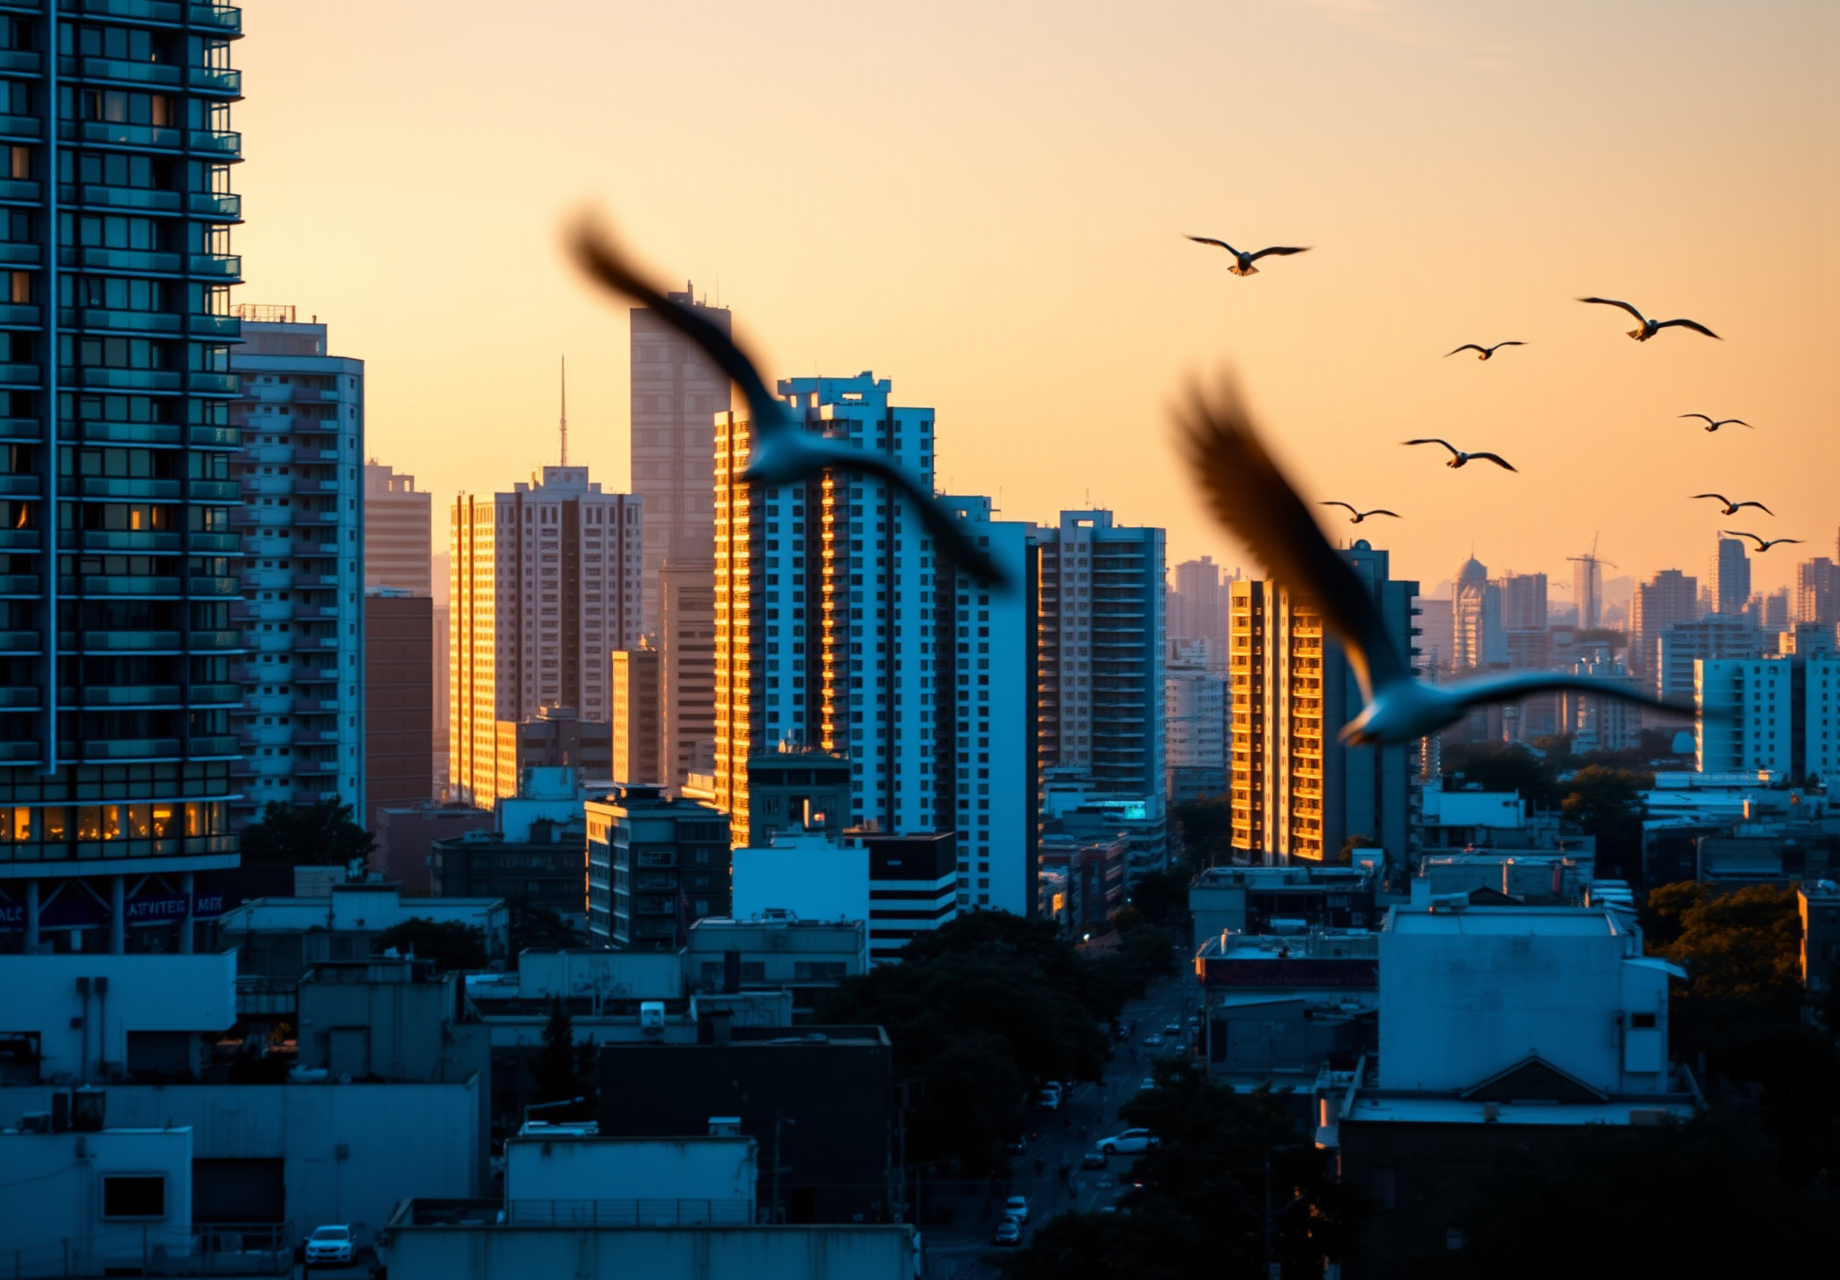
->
(1170, 796, 1233, 872)
(814, 911, 1125, 1170)
(239, 798, 376, 869)
(1559, 765, 1651, 879)
(371, 918, 488, 972)
(1003, 1064, 1366, 1280)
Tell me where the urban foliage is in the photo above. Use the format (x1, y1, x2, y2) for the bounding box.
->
(370, 918, 488, 973)
(506, 893, 580, 961)
(814, 911, 1126, 1171)
(1170, 797, 1233, 871)
(238, 798, 377, 868)
(1003, 1064, 1367, 1280)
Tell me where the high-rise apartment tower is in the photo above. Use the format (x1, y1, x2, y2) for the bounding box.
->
(0, 4, 248, 954)
(1632, 569, 1699, 686)
(362, 461, 430, 596)
(449, 466, 640, 807)
(229, 313, 365, 827)
(1712, 537, 1751, 616)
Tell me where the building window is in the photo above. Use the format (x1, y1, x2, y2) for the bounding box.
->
(102, 1175, 166, 1220)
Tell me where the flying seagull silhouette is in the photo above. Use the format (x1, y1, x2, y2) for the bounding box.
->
(1445, 341, 1525, 361)
(1691, 493, 1773, 517)
(1320, 502, 1400, 525)
(1680, 413, 1750, 433)
(1185, 236, 1310, 276)
(1577, 297, 1719, 341)
(1403, 438, 1517, 472)
(572, 219, 1006, 588)
(1178, 377, 1693, 745)
(1722, 530, 1804, 553)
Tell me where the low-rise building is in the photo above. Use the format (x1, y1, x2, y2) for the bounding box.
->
(596, 1026, 894, 1226)
(1800, 880, 1840, 989)
(0, 1122, 198, 1279)
(733, 828, 957, 966)
(430, 767, 593, 929)
(1187, 864, 1379, 950)
(1328, 904, 1700, 1276)
(1037, 831, 1127, 932)
(585, 786, 732, 949)
(685, 913, 868, 1012)
(372, 801, 496, 892)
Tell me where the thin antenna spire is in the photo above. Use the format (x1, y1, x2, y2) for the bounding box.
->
(559, 355, 568, 466)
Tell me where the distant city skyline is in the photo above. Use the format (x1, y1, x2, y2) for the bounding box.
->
(231, 4, 1834, 604)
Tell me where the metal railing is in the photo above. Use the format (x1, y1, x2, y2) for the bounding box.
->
(505, 1199, 753, 1228)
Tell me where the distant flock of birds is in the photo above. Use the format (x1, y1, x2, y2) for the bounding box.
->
(564, 215, 1763, 747)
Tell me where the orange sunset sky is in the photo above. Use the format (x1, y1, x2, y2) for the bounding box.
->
(234, 1, 1837, 602)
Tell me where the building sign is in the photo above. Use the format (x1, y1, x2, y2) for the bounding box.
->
(0, 888, 227, 931)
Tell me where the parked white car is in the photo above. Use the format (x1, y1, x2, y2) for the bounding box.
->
(1002, 1195, 1030, 1224)
(1096, 1128, 1161, 1156)
(305, 1225, 354, 1267)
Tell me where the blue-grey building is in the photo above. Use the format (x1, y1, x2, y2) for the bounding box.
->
(0, 2, 248, 955)
(228, 309, 363, 827)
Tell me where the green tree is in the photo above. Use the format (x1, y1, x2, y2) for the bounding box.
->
(1121, 923, 1176, 977)
(239, 798, 376, 869)
(371, 918, 488, 972)
(532, 995, 583, 1105)
(1003, 1065, 1366, 1280)
(506, 893, 578, 963)
(1125, 868, 1191, 934)
(1444, 743, 1560, 809)
(1560, 765, 1650, 879)
(1171, 797, 1233, 873)
(1648, 882, 1801, 1010)
(815, 911, 1120, 1170)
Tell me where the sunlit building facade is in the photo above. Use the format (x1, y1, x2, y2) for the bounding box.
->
(449, 466, 640, 807)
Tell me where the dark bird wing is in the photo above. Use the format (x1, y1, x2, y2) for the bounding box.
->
(1319, 501, 1358, 513)
(1729, 501, 1774, 516)
(823, 447, 1007, 587)
(1445, 345, 1486, 357)
(1760, 539, 1804, 550)
(1362, 509, 1402, 519)
(1403, 438, 1460, 458)
(1468, 452, 1517, 472)
(1246, 246, 1310, 262)
(1689, 493, 1731, 504)
(1491, 341, 1527, 349)
(573, 216, 1006, 588)
(1578, 296, 1648, 324)
(1186, 235, 1239, 255)
(1679, 414, 1715, 425)
(1723, 419, 1752, 429)
(1722, 530, 1765, 548)
(1442, 670, 1692, 720)
(1180, 378, 1409, 700)
(572, 219, 789, 437)
(1656, 318, 1721, 339)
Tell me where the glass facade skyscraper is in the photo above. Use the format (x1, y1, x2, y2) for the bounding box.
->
(0, 3, 245, 954)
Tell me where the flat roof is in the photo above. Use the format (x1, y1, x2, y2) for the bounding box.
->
(1343, 1095, 1696, 1127)
(1389, 907, 1618, 936)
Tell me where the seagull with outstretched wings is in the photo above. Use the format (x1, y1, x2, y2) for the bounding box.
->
(1578, 297, 1719, 341)
(1722, 530, 1804, 553)
(1403, 438, 1517, 472)
(1320, 502, 1400, 525)
(1186, 235, 1311, 276)
(1178, 377, 1696, 745)
(572, 219, 1006, 588)
(1680, 413, 1750, 432)
(1445, 341, 1525, 361)
(1690, 494, 1772, 517)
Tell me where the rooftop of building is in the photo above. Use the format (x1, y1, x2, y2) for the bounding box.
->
(1192, 864, 1374, 888)
(600, 1025, 891, 1049)
(1385, 905, 1623, 936)
(1340, 1094, 1699, 1127)
(1196, 929, 1380, 961)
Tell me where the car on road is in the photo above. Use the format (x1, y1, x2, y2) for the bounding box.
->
(1113, 1024, 1131, 1042)
(1036, 1088, 1061, 1111)
(1003, 1134, 1028, 1155)
(1002, 1195, 1030, 1224)
(1143, 1033, 1164, 1047)
(993, 1217, 1022, 1246)
(305, 1225, 354, 1268)
(1096, 1128, 1161, 1156)
(1081, 1148, 1108, 1170)
(1163, 1022, 1180, 1036)
(1139, 1077, 1157, 1092)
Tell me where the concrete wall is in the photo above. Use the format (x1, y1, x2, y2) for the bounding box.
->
(731, 835, 869, 926)
(2, 952, 236, 1084)
(517, 949, 683, 1002)
(1379, 909, 1673, 1094)
(506, 1135, 757, 1207)
(380, 1224, 916, 1280)
(0, 1079, 481, 1242)
(0, 1128, 193, 1278)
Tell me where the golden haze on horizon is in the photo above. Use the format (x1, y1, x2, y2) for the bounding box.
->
(233, 0, 1837, 598)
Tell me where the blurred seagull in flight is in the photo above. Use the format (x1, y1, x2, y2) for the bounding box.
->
(1691, 493, 1773, 517)
(1680, 413, 1751, 432)
(572, 218, 1007, 589)
(1403, 438, 1517, 472)
(1178, 377, 1693, 746)
(1722, 530, 1804, 553)
(1578, 297, 1720, 341)
(1185, 235, 1311, 276)
(1319, 502, 1400, 525)
(1445, 341, 1525, 361)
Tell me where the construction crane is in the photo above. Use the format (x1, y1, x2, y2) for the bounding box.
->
(1566, 533, 1618, 630)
